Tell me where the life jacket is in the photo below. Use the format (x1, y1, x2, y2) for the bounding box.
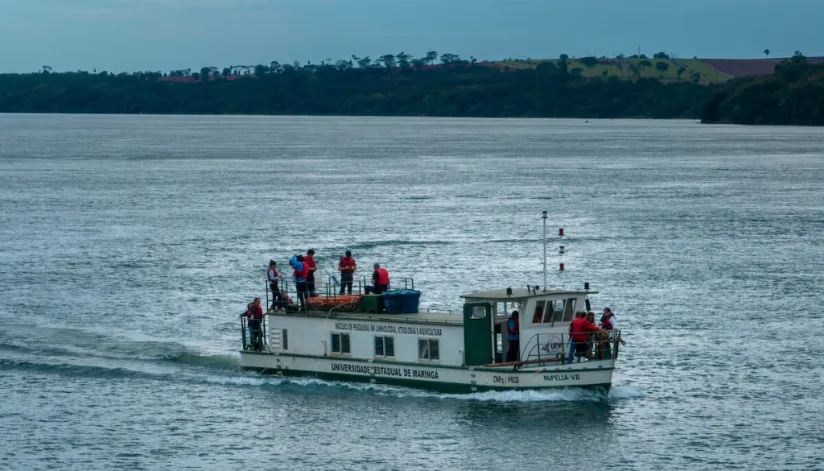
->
(339, 256, 356, 272)
(268, 267, 279, 283)
(293, 262, 308, 281)
(250, 304, 264, 320)
(601, 314, 614, 330)
(376, 268, 389, 285)
(305, 257, 317, 271)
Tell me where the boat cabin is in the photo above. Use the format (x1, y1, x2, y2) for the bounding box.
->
(461, 287, 596, 366)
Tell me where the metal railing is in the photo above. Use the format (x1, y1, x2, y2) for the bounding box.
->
(239, 314, 268, 352)
(520, 329, 622, 365)
(263, 274, 415, 311)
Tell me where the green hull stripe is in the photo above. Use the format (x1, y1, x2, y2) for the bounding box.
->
(240, 350, 613, 375)
(242, 366, 612, 394)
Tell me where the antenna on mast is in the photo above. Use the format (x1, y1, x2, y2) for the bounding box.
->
(542, 211, 547, 292)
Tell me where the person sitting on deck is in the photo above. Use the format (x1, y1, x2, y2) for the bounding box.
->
(280, 290, 294, 306)
(367, 263, 390, 294)
(568, 311, 599, 364)
(506, 310, 520, 362)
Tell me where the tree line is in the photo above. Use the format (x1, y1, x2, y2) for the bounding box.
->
(702, 52, 824, 125)
(0, 51, 713, 119)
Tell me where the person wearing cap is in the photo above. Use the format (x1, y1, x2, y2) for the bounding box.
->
(267, 260, 282, 311)
(369, 263, 390, 294)
(506, 310, 520, 362)
(338, 250, 357, 295)
(305, 249, 318, 297)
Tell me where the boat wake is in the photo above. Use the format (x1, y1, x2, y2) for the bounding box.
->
(199, 373, 643, 404)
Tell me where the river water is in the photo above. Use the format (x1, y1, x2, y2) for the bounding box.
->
(1, 114, 822, 470)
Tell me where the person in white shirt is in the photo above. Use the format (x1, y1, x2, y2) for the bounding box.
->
(267, 260, 282, 311)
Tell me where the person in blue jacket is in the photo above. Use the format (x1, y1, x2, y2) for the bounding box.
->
(290, 255, 308, 311)
(506, 310, 520, 362)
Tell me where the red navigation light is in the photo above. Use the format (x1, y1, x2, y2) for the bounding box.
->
(559, 263, 565, 271)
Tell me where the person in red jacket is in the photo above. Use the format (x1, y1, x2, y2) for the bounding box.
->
(567, 311, 599, 364)
(338, 250, 357, 295)
(370, 263, 390, 294)
(247, 297, 265, 351)
(305, 249, 318, 297)
(600, 308, 616, 330)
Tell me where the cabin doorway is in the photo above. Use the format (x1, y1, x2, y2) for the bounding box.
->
(463, 303, 492, 366)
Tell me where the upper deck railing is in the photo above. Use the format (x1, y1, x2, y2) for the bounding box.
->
(262, 275, 415, 312)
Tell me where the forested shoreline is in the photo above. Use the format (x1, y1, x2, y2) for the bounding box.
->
(0, 52, 821, 124)
(701, 52, 824, 125)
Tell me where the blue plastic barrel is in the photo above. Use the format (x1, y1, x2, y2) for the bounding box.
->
(383, 290, 403, 314)
(382, 289, 421, 313)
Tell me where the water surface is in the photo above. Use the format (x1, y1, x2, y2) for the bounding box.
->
(1, 114, 822, 470)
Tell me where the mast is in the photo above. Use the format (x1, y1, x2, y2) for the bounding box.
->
(542, 210, 547, 292)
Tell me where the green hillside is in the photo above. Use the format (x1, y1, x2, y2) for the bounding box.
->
(495, 56, 730, 84)
(0, 63, 710, 119)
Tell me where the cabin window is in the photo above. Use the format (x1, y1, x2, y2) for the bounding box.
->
(374, 336, 395, 357)
(551, 300, 565, 323)
(542, 303, 553, 323)
(470, 305, 487, 319)
(532, 301, 545, 324)
(331, 333, 350, 354)
(562, 298, 577, 322)
(282, 329, 288, 350)
(418, 339, 440, 361)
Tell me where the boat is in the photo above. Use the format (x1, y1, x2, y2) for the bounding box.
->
(238, 213, 623, 393)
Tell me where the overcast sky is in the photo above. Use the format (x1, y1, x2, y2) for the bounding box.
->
(0, 0, 820, 73)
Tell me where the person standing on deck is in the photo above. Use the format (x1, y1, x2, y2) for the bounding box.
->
(290, 255, 309, 311)
(568, 311, 599, 364)
(586, 311, 597, 353)
(600, 308, 617, 331)
(267, 260, 282, 312)
(506, 310, 520, 362)
(247, 297, 264, 351)
(599, 307, 617, 359)
(305, 249, 318, 297)
(338, 250, 357, 294)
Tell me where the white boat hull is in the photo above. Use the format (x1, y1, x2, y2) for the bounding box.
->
(240, 352, 614, 393)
